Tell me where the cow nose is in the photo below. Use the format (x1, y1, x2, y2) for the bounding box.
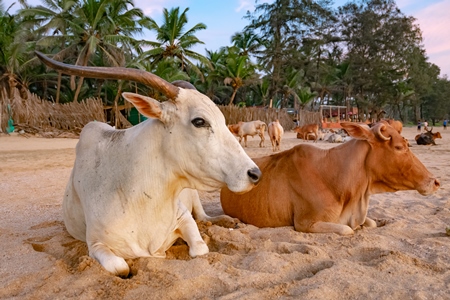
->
(434, 179, 440, 189)
(247, 167, 262, 184)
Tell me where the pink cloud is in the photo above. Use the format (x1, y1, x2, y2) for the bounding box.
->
(412, 1, 450, 76)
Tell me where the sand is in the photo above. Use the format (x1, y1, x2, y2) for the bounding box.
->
(0, 126, 449, 300)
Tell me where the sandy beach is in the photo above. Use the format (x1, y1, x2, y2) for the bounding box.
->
(0, 125, 449, 299)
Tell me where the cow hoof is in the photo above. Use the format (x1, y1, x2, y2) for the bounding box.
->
(102, 256, 130, 277)
(189, 241, 209, 257)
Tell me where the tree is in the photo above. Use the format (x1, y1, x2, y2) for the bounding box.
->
(194, 48, 230, 104)
(281, 67, 304, 109)
(143, 7, 211, 80)
(295, 86, 317, 110)
(338, 0, 424, 118)
(245, 0, 334, 105)
(221, 47, 257, 105)
(0, 3, 30, 99)
(231, 30, 262, 56)
(22, 0, 152, 102)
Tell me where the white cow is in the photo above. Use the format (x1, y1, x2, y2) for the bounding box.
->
(36, 51, 261, 277)
(268, 120, 284, 152)
(228, 120, 267, 147)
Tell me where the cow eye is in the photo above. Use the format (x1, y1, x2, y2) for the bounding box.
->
(191, 117, 209, 128)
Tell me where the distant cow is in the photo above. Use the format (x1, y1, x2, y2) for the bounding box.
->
(268, 120, 284, 152)
(36, 51, 262, 277)
(384, 119, 403, 134)
(415, 127, 442, 145)
(368, 119, 402, 134)
(228, 120, 267, 147)
(293, 123, 319, 142)
(221, 122, 440, 235)
(325, 133, 344, 143)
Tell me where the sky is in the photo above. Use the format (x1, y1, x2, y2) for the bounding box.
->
(3, 0, 450, 77)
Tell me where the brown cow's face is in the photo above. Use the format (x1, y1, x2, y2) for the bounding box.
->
(434, 132, 442, 139)
(341, 122, 440, 196)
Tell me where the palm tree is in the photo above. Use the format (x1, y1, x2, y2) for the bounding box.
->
(281, 67, 305, 108)
(195, 48, 232, 104)
(231, 30, 262, 56)
(143, 7, 211, 80)
(23, 0, 152, 102)
(221, 47, 257, 105)
(70, 0, 153, 102)
(296, 86, 317, 110)
(0, 4, 30, 99)
(254, 76, 270, 106)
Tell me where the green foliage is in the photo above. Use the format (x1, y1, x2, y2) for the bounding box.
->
(142, 7, 210, 80)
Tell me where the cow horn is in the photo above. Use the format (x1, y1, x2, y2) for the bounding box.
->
(35, 51, 179, 100)
(374, 123, 391, 141)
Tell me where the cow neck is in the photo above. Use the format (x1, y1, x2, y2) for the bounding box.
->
(126, 119, 184, 205)
(325, 139, 372, 200)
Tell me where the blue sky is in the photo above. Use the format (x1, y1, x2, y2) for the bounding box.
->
(4, 0, 450, 77)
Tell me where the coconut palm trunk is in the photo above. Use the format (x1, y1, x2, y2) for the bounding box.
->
(228, 88, 238, 105)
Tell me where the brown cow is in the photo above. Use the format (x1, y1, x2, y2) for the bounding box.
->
(220, 122, 440, 235)
(293, 123, 319, 142)
(268, 120, 284, 152)
(415, 127, 442, 145)
(384, 119, 403, 134)
(368, 119, 402, 134)
(228, 120, 267, 147)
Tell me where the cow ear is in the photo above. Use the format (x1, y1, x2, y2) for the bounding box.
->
(340, 122, 374, 141)
(122, 92, 162, 119)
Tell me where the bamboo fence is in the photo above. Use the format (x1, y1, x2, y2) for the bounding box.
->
(1, 87, 105, 137)
(0, 87, 322, 137)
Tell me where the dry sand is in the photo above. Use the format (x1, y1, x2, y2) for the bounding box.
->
(0, 126, 449, 299)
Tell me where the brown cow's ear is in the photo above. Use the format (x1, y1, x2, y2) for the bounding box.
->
(122, 92, 162, 120)
(340, 122, 374, 141)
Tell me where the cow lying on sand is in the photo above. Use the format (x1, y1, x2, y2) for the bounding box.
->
(293, 123, 319, 142)
(36, 51, 262, 277)
(221, 122, 440, 235)
(415, 127, 442, 145)
(228, 120, 267, 147)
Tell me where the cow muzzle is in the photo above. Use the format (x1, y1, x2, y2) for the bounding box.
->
(418, 178, 440, 195)
(247, 167, 262, 185)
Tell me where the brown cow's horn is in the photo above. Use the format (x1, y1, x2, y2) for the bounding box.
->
(374, 123, 391, 141)
(35, 51, 179, 100)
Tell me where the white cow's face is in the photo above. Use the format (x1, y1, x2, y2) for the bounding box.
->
(122, 90, 261, 193)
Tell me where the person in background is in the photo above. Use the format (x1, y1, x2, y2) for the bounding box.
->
(417, 120, 421, 132)
(423, 120, 429, 130)
(444, 119, 448, 130)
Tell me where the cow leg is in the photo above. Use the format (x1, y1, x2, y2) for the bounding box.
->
(243, 135, 248, 147)
(362, 217, 377, 228)
(306, 221, 354, 235)
(259, 133, 265, 147)
(175, 202, 209, 257)
(190, 192, 240, 228)
(89, 242, 130, 277)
